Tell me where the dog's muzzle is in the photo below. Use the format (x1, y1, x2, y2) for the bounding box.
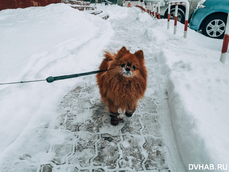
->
(123, 67, 132, 76)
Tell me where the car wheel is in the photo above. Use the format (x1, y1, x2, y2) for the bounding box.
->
(169, 8, 185, 24)
(201, 14, 227, 39)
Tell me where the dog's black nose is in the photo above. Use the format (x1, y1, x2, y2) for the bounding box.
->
(125, 68, 130, 72)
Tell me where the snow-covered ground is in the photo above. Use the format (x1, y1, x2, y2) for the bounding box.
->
(0, 3, 112, 152)
(0, 3, 229, 172)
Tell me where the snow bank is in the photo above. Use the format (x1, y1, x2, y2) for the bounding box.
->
(0, 4, 113, 155)
(159, 21, 229, 170)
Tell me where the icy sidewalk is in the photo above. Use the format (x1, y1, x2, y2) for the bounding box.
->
(39, 6, 182, 171)
(46, 78, 169, 171)
(35, 6, 183, 171)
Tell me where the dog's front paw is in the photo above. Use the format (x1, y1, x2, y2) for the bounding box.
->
(125, 112, 133, 117)
(110, 113, 122, 126)
(110, 118, 121, 126)
(125, 109, 135, 117)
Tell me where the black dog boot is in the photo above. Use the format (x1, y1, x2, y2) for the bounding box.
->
(125, 109, 135, 117)
(110, 112, 122, 126)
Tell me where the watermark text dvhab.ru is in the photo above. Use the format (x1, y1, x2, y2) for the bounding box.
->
(189, 164, 228, 171)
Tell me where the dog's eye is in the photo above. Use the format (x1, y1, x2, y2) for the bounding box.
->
(132, 66, 136, 70)
(121, 64, 125, 67)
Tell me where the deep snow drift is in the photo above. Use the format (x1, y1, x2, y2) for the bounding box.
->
(0, 3, 113, 156)
(0, 3, 229, 172)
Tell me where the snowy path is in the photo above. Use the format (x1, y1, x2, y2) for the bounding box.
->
(49, 15, 170, 171)
(0, 5, 185, 172)
(34, 6, 183, 172)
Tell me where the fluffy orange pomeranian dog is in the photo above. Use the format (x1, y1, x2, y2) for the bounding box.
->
(96, 46, 147, 126)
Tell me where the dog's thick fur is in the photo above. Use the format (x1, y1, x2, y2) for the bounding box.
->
(96, 46, 147, 124)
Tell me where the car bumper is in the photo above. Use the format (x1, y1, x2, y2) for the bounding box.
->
(189, 7, 214, 31)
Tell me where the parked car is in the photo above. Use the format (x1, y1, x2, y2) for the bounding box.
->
(189, 0, 229, 39)
(157, 0, 202, 23)
(123, 0, 201, 23)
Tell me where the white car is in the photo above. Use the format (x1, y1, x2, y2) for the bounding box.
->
(144, 0, 202, 23)
(122, 0, 201, 24)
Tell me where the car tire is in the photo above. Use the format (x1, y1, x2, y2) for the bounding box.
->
(169, 8, 185, 24)
(201, 14, 227, 39)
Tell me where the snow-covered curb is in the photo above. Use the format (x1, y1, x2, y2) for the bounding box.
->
(160, 29, 229, 171)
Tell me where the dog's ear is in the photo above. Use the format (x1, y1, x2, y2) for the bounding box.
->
(134, 50, 144, 61)
(117, 46, 129, 58)
(104, 51, 113, 61)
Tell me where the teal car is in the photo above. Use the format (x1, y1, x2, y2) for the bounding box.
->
(189, 0, 229, 39)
